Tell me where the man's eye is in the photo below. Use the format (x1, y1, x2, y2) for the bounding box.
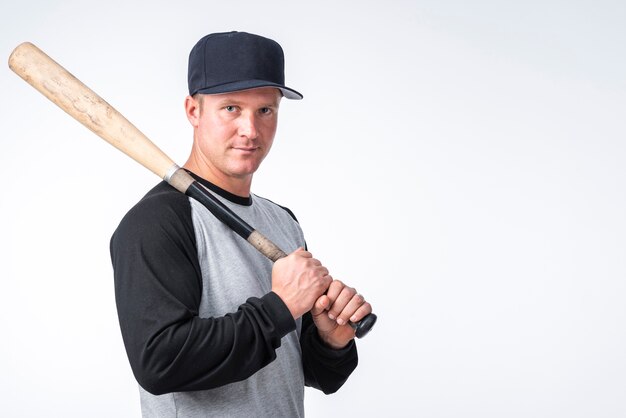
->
(225, 106, 237, 112)
(259, 107, 271, 114)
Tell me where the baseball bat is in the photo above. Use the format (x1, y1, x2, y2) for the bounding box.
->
(8, 42, 377, 338)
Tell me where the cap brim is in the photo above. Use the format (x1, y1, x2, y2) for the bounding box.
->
(194, 79, 303, 100)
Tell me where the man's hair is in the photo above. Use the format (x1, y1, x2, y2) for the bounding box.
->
(192, 93, 205, 114)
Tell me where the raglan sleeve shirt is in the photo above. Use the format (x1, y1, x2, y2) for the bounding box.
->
(110, 181, 357, 396)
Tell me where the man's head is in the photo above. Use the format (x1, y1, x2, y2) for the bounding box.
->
(183, 31, 300, 195)
(187, 31, 302, 100)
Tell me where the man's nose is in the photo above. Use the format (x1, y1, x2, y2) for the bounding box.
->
(237, 112, 258, 139)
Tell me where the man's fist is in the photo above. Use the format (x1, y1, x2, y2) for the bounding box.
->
(271, 248, 332, 319)
(311, 280, 372, 349)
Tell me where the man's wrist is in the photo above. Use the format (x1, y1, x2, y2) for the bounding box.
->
(316, 330, 350, 350)
(260, 292, 297, 337)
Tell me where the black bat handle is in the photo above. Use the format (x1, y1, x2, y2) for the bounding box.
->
(351, 313, 377, 338)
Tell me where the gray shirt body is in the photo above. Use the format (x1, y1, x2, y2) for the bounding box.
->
(139, 192, 307, 418)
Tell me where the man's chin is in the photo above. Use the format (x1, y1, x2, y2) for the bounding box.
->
(227, 165, 261, 179)
(229, 159, 264, 176)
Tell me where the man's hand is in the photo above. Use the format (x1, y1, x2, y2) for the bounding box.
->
(272, 248, 333, 320)
(311, 280, 372, 349)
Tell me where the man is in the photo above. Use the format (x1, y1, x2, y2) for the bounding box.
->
(111, 31, 372, 418)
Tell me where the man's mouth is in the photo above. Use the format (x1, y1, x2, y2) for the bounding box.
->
(233, 146, 259, 152)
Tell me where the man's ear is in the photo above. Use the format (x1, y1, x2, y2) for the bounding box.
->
(185, 95, 201, 127)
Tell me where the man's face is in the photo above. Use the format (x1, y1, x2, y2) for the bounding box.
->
(188, 87, 281, 184)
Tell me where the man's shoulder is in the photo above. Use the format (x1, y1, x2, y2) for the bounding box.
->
(111, 181, 194, 243)
(131, 181, 191, 217)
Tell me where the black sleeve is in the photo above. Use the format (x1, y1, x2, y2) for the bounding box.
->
(110, 185, 296, 395)
(299, 312, 359, 394)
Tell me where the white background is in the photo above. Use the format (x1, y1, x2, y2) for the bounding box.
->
(1, 1, 625, 417)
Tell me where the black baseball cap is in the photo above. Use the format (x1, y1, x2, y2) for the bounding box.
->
(188, 31, 303, 100)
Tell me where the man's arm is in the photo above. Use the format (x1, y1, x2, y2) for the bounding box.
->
(111, 186, 296, 395)
(296, 265, 373, 393)
(299, 312, 358, 394)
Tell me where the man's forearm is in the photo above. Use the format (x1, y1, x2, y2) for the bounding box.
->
(300, 312, 358, 394)
(117, 292, 295, 395)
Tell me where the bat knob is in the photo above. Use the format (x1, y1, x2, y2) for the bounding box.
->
(353, 313, 377, 339)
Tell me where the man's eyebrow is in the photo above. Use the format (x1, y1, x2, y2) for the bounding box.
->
(214, 98, 243, 106)
(260, 102, 280, 108)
